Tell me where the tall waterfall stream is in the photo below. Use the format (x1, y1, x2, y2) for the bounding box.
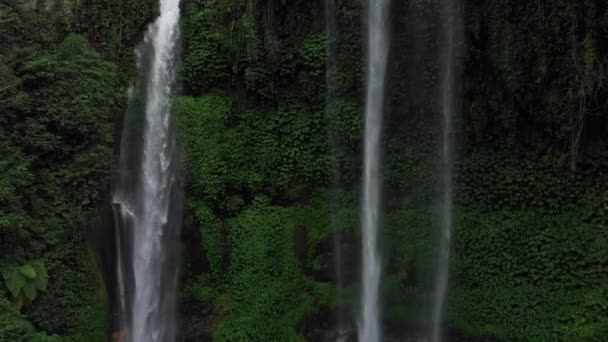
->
(432, 1, 461, 341)
(359, 0, 390, 341)
(112, 0, 183, 341)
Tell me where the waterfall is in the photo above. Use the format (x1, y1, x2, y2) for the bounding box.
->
(325, 0, 348, 335)
(112, 0, 183, 341)
(431, 1, 460, 341)
(359, 0, 390, 341)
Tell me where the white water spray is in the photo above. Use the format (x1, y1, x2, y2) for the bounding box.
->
(431, 1, 460, 341)
(112, 0, 182, 341)
(359, 0, 390, 341)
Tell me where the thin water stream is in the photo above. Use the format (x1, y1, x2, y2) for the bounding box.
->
(359, 0, 390, 341)
(431, 1, 461, 341)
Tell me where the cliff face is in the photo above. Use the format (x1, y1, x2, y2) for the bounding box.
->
(14, 0, 41, 10)
(0, 1, 157, 340)
(0, 0, 607, 341)
(176, 1, 608, 341)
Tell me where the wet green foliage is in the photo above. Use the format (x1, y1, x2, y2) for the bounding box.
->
(0, 3, 124, 339)
(464, 1, 608, 165)
(2, 262, 48, 310)
(383, 206, 608, 340)
(1, 0, 608, 341)
(75, 0, 158, 79)
(176, 0, 608, 341)
(0, 296, 62, 342)
(0, 33, 118, 264)
(212, 202, 320, 341)
(176, 94, 333, 204)
(181, 0, 257, 94)
(450, 211, 608, 340)
(456, 149, 600, 213)
(176, 94, 344, 340)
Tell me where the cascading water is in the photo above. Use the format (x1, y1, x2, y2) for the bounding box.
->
(431, 1, 461, 341)
(112, 0, 183, 341)
(359, 0, 390, 341)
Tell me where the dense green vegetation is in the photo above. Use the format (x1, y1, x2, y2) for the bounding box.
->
(1, 0, 607, 341)
(0, 1, 153, 340)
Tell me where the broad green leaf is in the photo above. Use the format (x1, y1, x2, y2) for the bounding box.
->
(34, 272, 48, 292)
(23, 282, 37, 301)
(33, 262, 48, 277)
(32, 262, 48, 291)
(18, 265, 37, 279)
(5, 269, 25, 297)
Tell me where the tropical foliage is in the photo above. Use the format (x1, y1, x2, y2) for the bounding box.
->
(1, 0, 607, 341)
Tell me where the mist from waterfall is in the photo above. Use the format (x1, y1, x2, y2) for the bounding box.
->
(325, 0, 348, 335)
(431, 1, 461, 341)
(324, 1, 352, 338)
(359, 0, 390, 341)
(111, 0, 183, 341)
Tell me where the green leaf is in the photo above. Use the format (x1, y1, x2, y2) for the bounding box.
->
(22, 282, 36, 301)
(5, 269, 25, 297)
(32, 262, 48, 291)
(34, 272, 48, 292)
(18, 265, 37, 279)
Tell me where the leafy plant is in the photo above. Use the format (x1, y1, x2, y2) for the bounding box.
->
(2, 262, 48, 311)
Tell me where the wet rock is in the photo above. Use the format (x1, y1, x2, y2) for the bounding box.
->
(310, 232, 359, 286)
(299, 307, 357, 342)
(181, 214, 211, 275)
(446, 326, 500, 342)
(111, 330, 125, 342)
(382, 326, 500, 342)
(178, 299, 213, 342)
